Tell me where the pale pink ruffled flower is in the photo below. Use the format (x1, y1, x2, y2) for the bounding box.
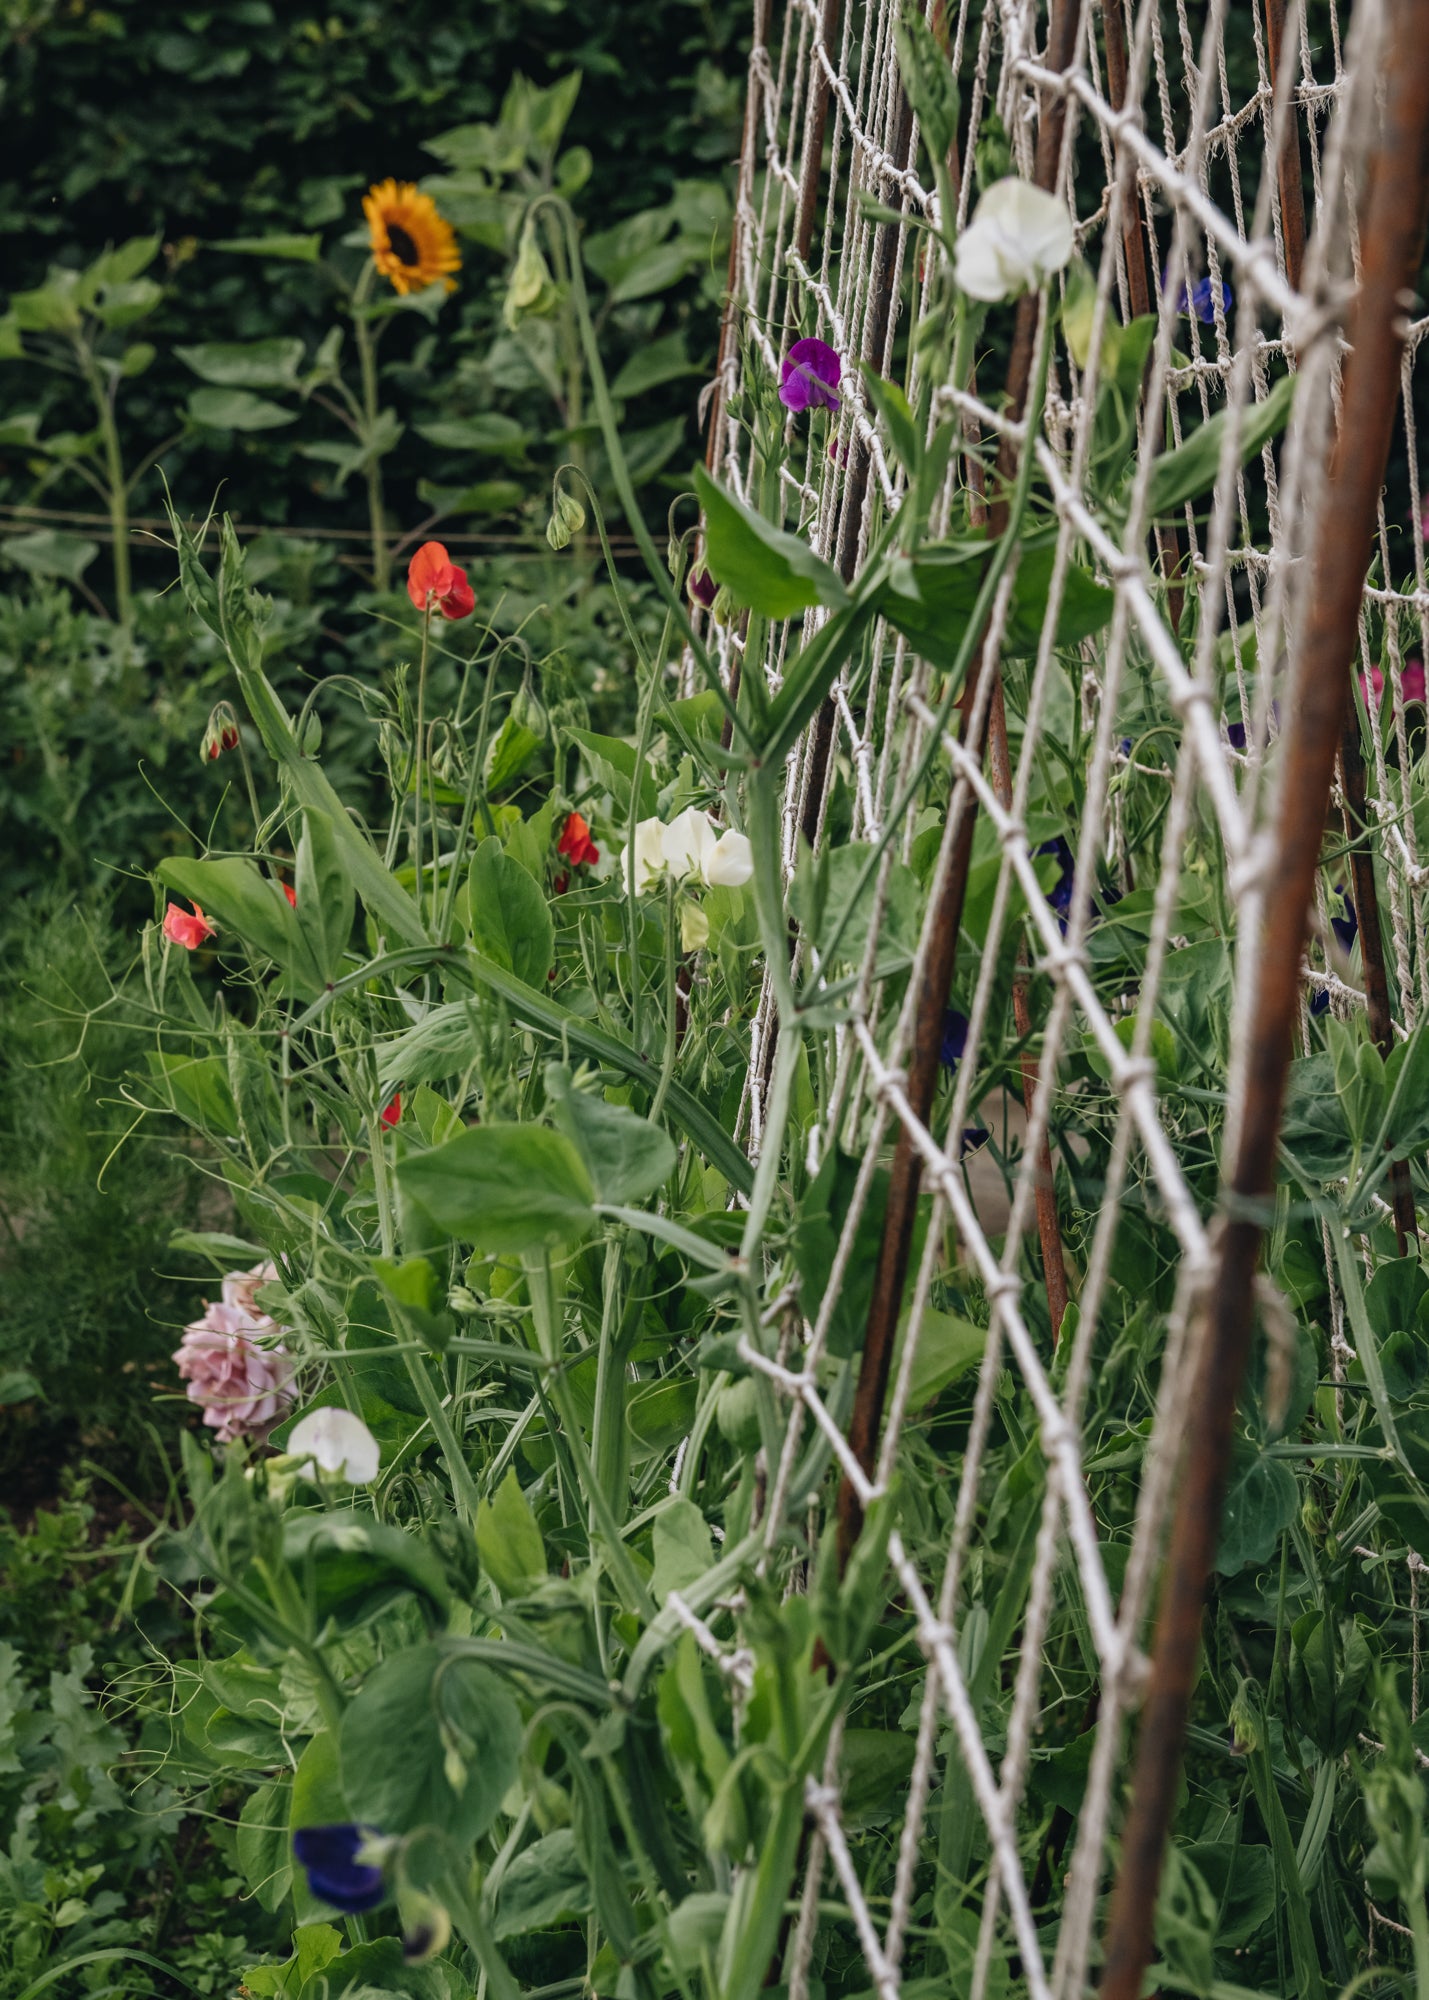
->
(173, 1283, 293, 1444)
(221, 1261, 280, 1316)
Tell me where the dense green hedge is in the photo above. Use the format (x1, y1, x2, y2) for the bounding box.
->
(0, 0, 746, 602)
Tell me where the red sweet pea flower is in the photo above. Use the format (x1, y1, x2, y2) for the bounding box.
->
(406, 541, 475, 620)
(557, 811, 599, 869)
(381, 1094, 402, 1129)
(282, 882, 297, 908)
(163, 901, 215, 950)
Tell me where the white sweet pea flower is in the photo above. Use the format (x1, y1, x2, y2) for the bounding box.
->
(289, 1406, 381, 1484)
(661, 807, 719, 884)
(953, 178, 1075, 303)
(627, 816, 666, 893)
(707, 829, 754, 888)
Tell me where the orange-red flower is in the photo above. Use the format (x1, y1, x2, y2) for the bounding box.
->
(406, 541, 475, 620)
(363, 180, 460, 297)
(163, 900, 214, 950)
(381, 1094, 402, 1129)
(557, 811, 599, 869)
(282, 881, 297, 908)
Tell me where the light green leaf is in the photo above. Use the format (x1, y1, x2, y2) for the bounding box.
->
(545, 1065, 676, 1204)
(652, 1497, 715, 1600)
(189, 386, 298, 431)
(612, 332, 698, 400)
(210, 233, 324, 262)
(396, 1122, 595, 1253)
(340, 1644, 522, 1842)
(414, 412, 529, 459)
(177, 338, 306, 389)
(476, 1469, 547, 1597)
(157, 855, 298, 966)
(0, 530, 98, 584)
(493, 1828, 591, 1939)
(469, 836, 554, 986)
(694, 463, 848, 619)
(1144, 372, 1295, 519)
(294, 807, 356, 985)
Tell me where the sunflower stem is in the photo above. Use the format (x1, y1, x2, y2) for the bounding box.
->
(352, 260, 390, 594)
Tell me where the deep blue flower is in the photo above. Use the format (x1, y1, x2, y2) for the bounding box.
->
(1226, 720, 1247, 751)
(1330, 885, 1358, 953)
(1118, 737, 1132, 757)
(1173, 272, 1233, 325)
(1310, 986, 1330, 1017)
(1037, 838, 1076, 929)
(959, 1126, 990, 1156)
(293, 1825, 386, 1912)
(940, 1008, 970, 1070)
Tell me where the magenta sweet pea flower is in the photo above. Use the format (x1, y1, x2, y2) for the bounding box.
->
(779, 338, 841, 414)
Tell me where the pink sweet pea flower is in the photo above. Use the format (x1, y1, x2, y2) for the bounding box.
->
(172, 1287, 293, 1444)
(162, 901, 215, 950)
(778, 338, 841, 415)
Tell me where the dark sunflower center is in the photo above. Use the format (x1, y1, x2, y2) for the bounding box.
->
(386, 222, 420, 266)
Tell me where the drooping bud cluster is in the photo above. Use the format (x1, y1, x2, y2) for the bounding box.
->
(200, 700, 242, 764)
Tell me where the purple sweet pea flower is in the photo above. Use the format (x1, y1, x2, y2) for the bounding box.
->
(688, 562, 717, 609)
(779, 338, 841, 415)
(1166, 264, 1232, 326)
(1226, 720, 1247, 751)
(1310, 985, 1331, 1017)
(940, 1008, 970, 1070)
(293, 1825, 386, 1912)
(1037, 837, 1076, 929)
(1330, 885, 1358, 953)
(959, 1126, 991, 1157)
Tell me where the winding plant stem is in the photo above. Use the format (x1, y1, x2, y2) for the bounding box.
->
(413, 604, 432, 922)
(80, 347, 131, 623)
(649, 878, 680, 1125)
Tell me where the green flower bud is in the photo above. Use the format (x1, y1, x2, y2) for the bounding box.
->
(546, 486, 586, 551)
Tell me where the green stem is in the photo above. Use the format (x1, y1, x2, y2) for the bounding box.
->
(80, 345, 131, 623)
(650, 877, 680, 1125)
(413, 606, 432, 921)
(352, 261, 390, 593)
(522, 1250, 655, 1619)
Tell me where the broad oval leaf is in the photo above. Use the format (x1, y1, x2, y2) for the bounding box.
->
(340, 1644, 522, 1843)
(396, 1122, 595, 1252)
(694, 463, 848, 620)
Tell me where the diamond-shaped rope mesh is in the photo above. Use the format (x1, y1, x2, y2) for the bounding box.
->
(688, 1, 1422, 1994)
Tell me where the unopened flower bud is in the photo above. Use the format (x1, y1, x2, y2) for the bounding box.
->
(546, 486, 586, 551)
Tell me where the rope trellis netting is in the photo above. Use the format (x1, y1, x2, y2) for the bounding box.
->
(688, 0, 1429, 1993)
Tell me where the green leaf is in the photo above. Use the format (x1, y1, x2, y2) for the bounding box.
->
(469, 836, 554, 986)
(693, 464, 848, 619)
(157, 855, 299, 967)
(791, 1147, 890, 1359)
(485, 714, 542, 795)
(894, 7, 959, 162)
(82, 235, 162, 292)
(493, 1828, 591, 1939)
(294, 807, 356, 986)
(340, 1643, 522, 1842)
(476, 1469, 547, 1596)
(396, 1122, 595, 1252)
(652, 1497, 715, 1600)
(612, 332, 698, 400)
(210, 233, 323, 262)
(839, 1729, 918, 1829)
(789, 841, 922, 973)
(895, 1307, 986, 1408)
(414, 412, 529, 460)
(0, 530, 98, 584)
(189, 387, 298, 431)
(861, 367, 919, 476)
(176, 339, 306, 389)
(545, 1063, 676, 1203)
(1215, 1440, 1299, 1574)
(236, 1780, 292, 1913)
(1144, 372, 1295, 519)
(568, 726, 659, 819)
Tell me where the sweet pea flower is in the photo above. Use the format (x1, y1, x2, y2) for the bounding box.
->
(293, 1826, 388, 1913)
(406, 540, 475, 620)
(662, 808, 755, 888)
(173, 1295, 293, 1444)
(940, 1008, 969, 1071)
(628, 817, 667, 893)
(1175, 271, 1233, 325)
(707, 828, 754, 888)
(687, 563, 717, 609)
(381, 1094, 402, 1129)
(1361, 659, 1426, 708)
(779, 337, 842, 414)
(557, 810, 600, 870)
(289, 1406, 382, 1484)
(282, 881, 297, 908)
(162, 900, 215, 950)
(221, 1260, 280, 1316)
(953, 178, 1075, 303)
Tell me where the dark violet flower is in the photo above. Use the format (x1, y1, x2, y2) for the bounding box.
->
(1118, 737, 1132, 758)
(940, 1008, 970, 1071)
(1226, 720, 1247, 751)
(1330, 885, 1358, 953)
(1171, 271, 1233, 326)
(779, 337, 841, 415)
(1037, 837, 1076, 928)
(1310, 985, 1330, 1018)
(959, 1126, 991, 1156)
(687, 562, 717, 610)
(293, 1825, 386, 1913)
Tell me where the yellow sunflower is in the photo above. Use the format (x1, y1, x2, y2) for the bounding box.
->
(363, 179, 461, 296)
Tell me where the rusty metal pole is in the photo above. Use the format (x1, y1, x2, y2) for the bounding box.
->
(1259, 0, 1416, 1251)
(1099, 20, 1429, 1997)
(837, 0, 1083, 1563)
